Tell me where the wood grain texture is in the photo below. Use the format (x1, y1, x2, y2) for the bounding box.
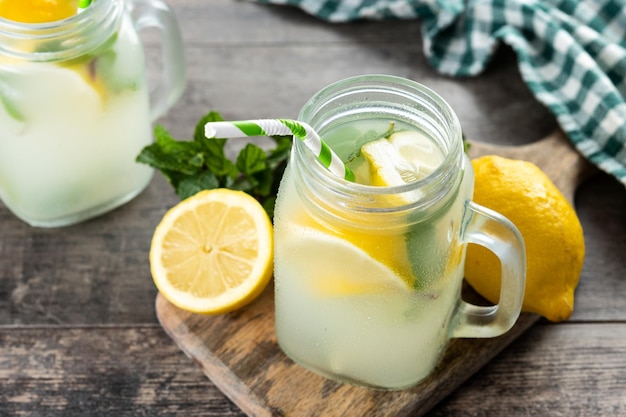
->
(156, 291, 539, 417)
(1, 0, 625, 416)
(2, 323, 624, 416)
(0, 326, 245, 417)
(429, 322, 626, 416)
(0, 174, 178, 325)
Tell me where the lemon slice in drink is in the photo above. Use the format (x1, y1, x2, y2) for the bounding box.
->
(388, 131, 443, 178)
(361, 138, 414, 186)
(361, 131, 444, 188)
(357, 131, 445, 290)
(282, 227, 411, 296)
(150, 189, 273, 314)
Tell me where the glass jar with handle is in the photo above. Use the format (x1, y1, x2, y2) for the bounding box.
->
(273, 74, 526, 390)
(0, 0, 185, 227)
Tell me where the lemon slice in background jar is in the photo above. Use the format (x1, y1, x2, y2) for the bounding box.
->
(0, 0, 78, 23)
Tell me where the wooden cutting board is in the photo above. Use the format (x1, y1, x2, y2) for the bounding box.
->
(156, 129, 594, 417)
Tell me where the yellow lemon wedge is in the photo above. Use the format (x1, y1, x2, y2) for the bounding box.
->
(0, 0, 78, 23)
(464, 155, 585, 322)
(326, 136, 419, 287)
(282, 228, 411, 296)
(361, 131, 445, 188)
(361, 137, 414, 187)
(387, 131, 443, 178)
(150, 189, 274, 314)
(288, 200, 416, 290)
(342, 133, 443, 288)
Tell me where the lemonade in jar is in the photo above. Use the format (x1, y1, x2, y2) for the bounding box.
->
(273, 75, 526, 390)
(0, 0, 185, 227)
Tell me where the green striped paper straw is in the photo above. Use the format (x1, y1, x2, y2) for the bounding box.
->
(204, 119, 355, 182)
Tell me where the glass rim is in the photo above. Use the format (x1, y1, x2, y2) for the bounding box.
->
(0, 0, 121, 61)
(295, 74, 465, 213)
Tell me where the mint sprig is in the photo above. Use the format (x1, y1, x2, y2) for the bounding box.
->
(136, 111, 292, 218)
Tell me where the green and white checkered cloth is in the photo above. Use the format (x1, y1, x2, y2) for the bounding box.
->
(250, 0, 626, 187)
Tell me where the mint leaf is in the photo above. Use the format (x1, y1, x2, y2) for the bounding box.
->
(136, 110, 292, 219)
(0, 73, 26, 122)
(176, 171, 220, 200)
(60, 34, 138, 95)
(267, 135, 292, 165)
(194, 111, 224, 142)
(345, 122, 396, 163)
(237, 143, 267, 175)
(262, 196, 278, 219)
(404, 178, 461, 290)
(193, 113, 239, 178)
(137, 125, 203, 175)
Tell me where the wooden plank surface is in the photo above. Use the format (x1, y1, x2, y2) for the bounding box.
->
(1, 323, 623, 416)
(1, 0, 626, 416)
(156, 291, 540, 417)
(0, 326, 245, 417)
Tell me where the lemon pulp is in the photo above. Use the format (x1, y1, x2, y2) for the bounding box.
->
(150, 189, 274, 314)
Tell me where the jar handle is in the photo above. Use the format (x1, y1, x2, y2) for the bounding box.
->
(451, 201, 526, 338)
(128, 0, 186, 121)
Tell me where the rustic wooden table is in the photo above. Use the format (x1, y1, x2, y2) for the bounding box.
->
(2, 1, 625, 416)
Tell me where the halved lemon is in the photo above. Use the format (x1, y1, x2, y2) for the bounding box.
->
(150, 189, 273, 314)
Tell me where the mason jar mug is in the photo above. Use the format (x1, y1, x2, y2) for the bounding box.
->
(272, 74, 527, 390)
(0, 0, 186, 227)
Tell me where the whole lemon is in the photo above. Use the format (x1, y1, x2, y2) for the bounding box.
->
(464, 155, 585, 322)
